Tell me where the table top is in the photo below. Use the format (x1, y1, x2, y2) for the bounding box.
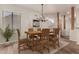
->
(25, 31, 54, 35)
(25, 31, 42, 35)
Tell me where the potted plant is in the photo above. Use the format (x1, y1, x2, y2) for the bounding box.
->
(0, 25, 14, 42)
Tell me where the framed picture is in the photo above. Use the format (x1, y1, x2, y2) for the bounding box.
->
(33, 19, 40, 27)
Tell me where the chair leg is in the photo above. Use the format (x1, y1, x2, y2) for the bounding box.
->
(18, 46, 20, 54)
(39, 51, 43, 54)
(52, 41, 56, 49)
(18, 49, 20, 54)
(58, 40, 60, 47)
(47, 43, 50, 53)
(47, 48, 50, 53)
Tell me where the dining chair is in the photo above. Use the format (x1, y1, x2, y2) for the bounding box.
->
(28, 28, 33, 40)
(53, 28, 60, 47)
(37, 29, 50, 53)
(35, 28, 41, 39)
(49, 28, 60, 48)
(16, 29, 29, 53)
(28, 28, 40, 51)
(28, 28, 33, 32)
(49, 32, 56, 48)
(37, 28, 41, 31)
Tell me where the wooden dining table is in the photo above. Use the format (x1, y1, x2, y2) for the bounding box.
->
(25, 31, 42, 51)
(25, 30, 54, 51)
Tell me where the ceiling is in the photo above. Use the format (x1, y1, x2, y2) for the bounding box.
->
(18, 4, 79, 15)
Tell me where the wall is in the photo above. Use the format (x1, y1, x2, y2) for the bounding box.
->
(42, 14, 57, 28)
(61, 15, 71, 37)
(0, 4, 39, 43)
(0, 4, 61, 43)
(70, 9, 79, 44)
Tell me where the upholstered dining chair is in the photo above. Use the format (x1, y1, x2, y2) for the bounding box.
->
(16, 29, 29, 53)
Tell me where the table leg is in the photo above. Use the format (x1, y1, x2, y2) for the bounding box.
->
(27, 33, 28, 39)
(32, 35, 34, 51)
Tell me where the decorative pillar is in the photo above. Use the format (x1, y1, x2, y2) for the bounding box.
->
(57, 12, 59, 28)
(64, 15, 66, 30)
(71, 7, 75, 30)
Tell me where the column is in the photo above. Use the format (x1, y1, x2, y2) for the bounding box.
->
(57, 12, 59, 28)
(64, 15, 66, 30)
(71, 7, 75, 30)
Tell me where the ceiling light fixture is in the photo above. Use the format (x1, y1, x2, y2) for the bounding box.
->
(40, 4, 48, 22)
(34, 4, 48, 22)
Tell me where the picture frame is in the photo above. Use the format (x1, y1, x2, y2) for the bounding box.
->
(33, 19, 40, 27)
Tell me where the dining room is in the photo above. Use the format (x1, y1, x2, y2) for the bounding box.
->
(0, 4, 79, 54)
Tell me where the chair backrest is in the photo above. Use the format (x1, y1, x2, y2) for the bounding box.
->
(37, 28, 41, 31)
(42, 29, 50, 34)
(16, 29, 20, 40)
(28, 28, 33, 32)
(41, 29, 50, 39)
(53, 28, 60, 35)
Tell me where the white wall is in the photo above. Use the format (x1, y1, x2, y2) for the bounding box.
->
(42, 14, 57, 29)
(69, 9, 79, 44)
(61, 15, 70, 37)
(0, 4, 60, 43)
(0, 5, 39, 43)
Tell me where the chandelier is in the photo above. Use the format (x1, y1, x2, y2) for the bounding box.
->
(39, 4, 48, 22)
(34, 4, 48, 22)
